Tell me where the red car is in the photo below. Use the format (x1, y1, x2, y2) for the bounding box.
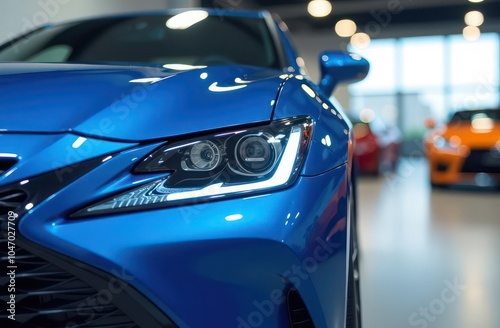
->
(351, 115, 402, 175)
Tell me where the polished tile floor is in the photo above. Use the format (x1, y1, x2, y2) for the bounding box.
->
(357, 158, 500, 328)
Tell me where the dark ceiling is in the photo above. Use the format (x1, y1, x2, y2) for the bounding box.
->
(201, 0, 500, 35)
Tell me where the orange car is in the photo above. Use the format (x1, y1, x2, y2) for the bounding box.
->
(424, 108, 500, 187)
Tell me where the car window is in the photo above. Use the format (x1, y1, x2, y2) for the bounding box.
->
(450, 109, 500, 122)
(26, 45, 72, 62)
(0, 14, 281, 69)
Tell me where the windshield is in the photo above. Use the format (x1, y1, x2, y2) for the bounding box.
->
(450, 109, 500, 122)
(0, 13, 281, 69)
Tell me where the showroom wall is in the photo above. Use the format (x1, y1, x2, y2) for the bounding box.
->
(0, 0, 199, 44)
(290, 19, 500, 156)
(291, 18, 500, 111)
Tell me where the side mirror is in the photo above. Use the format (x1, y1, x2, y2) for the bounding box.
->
(319, 50, 369, 96)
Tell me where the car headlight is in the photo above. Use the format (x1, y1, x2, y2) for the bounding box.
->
(73, 117, 313, 217)
(433, 135, 465, 150)
(433, 136, 452, 148)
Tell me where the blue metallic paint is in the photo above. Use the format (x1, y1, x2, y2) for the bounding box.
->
(0, 133, 137, 185)
(0, 63, 171, 133)
(275, 76, 351, 175)
(0, 64, 283, 141)
(319, 51, 370, 96)
(18, 139, 349, 327)
(0, 8, 369, 328)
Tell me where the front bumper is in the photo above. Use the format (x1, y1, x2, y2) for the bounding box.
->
(428, 147, 500, 186)
(1, 141, 350, 328)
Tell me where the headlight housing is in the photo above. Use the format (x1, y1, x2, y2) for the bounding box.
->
(73, 117, 313, 217)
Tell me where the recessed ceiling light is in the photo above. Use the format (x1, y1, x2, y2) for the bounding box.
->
(464, 11, 484, 27)
(350, 32, 371, 49)
(307, 0, 332, 18)
(335, 19, 357, 37)
(463, 25, 481, 41)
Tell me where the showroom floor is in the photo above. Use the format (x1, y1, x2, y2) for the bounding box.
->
(357, 158, 500, 328)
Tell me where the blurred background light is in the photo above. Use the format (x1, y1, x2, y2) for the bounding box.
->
(359, 108, 376, 123)
(463, 25, 481, 41)
(307, 0, 332, 18)
(350, 32, 371, 49)
(464, 10, 484, 27)
(335, 19, 357, 37)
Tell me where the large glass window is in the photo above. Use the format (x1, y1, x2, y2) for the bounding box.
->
(400, 36, 445, 92)
(449, 33, 500, 113)
(350, 39, 397, 94)
(349, 33, 500, 154)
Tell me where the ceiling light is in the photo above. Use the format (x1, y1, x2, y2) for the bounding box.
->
(468, 0, 483, 3)
(335, 19, 357, 37)
(464, 11, 484, 27)
(463, 25, 481, 41)
(307, 0, 332, 18)
(350, 32, 371, 49)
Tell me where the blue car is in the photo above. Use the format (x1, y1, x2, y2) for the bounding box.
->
(0, 9, 368, 328)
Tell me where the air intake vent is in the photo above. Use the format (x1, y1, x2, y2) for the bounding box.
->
(461, 149, 500, 173)
(0, 157, 17, 176)
(0, 189, 27, 215)
(0, 214, 139, 327)
(287, 289, 314, 328)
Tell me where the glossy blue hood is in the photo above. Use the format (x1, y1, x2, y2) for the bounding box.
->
(0, 63, 283, 141)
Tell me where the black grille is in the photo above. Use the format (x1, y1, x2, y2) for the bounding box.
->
(0, 158, 174, 328)
(436, 162, 449, 172)
(461, 149, 500, 173)
(0, 158, 17, 176)
(0, 211, 137, 327)
(0, 189, 27, 215)
(287, 289, 314, 328)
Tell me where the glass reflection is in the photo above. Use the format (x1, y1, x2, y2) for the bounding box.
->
(166, 10, 209, 30)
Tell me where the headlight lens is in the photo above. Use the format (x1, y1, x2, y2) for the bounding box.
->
(235, 133, 279, 175)
(73, 117, 313, 217)
(184, 140, 221, 171)
(433, 136, 451, 148)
